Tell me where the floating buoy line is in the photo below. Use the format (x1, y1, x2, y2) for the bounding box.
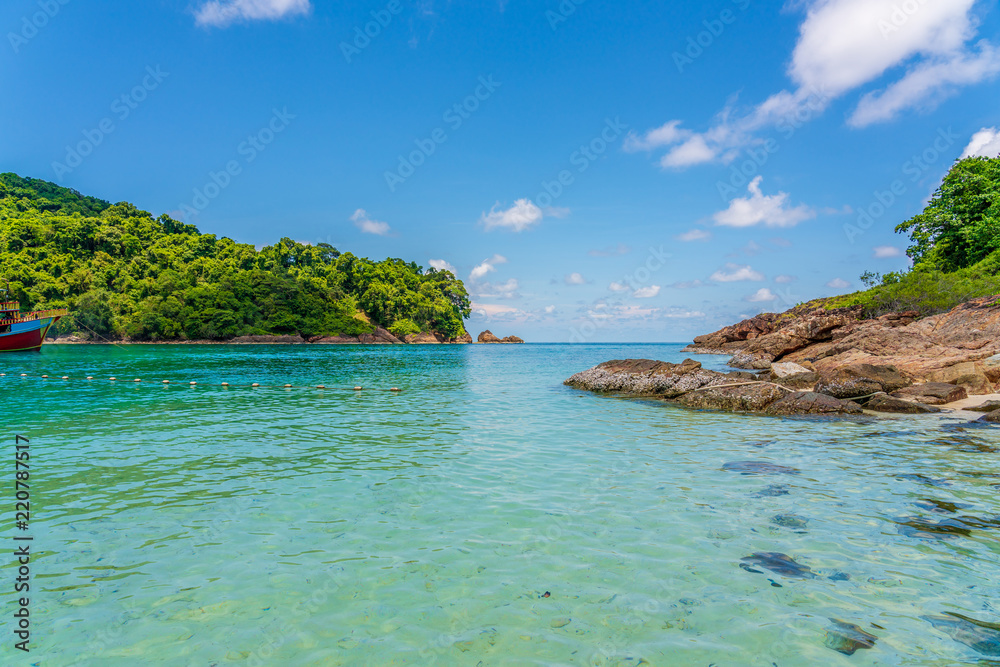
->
(0, 372, 402, 392)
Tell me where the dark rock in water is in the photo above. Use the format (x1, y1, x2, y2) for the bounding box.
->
(978, 409, 1000, 423)
(815, 363, 912, 399)
(967, 400, 1000, 413)
(865, 392, 942, 414)
(723, 461, 800, 475)
(892, 382, 968, 405)
(564, 358, 727, 398)
(894, 514, 1000, 538)
(915, 498, 973, 514)
(897, 473, 952, 487)
(740, 552, 817, 579)
(753, 484, 791, 497)
(828, 572, 851, 582)
(824, 619, 878, 655)
(764, 391, 863, 415)
(924, 612, 1000, 656)
(771, 514, 809, 530)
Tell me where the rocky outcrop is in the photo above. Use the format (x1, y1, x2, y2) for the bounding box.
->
(763, 392, 863, 415)
(865, 393, 941, 414)
(452, 332, 474, 344)
(977, 409, 1000, 423)
(478, 330, 524, 344)
(478, 330, 502, 343)
(686, 296, 1000, 396)
(891, 382, 967, 405)
(565, 359, 865, 416)
(565, 359, 729, 398)
(814, 363, 911, 399)
(403, 332, 443, 344)
(675, 383, 788, 412)
(311, 335, 361, 344)
(359, 327, 403, 344)
(968, 400, 1000, 413)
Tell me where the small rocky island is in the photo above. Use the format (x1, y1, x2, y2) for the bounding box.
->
(566, 296, 1000, 422)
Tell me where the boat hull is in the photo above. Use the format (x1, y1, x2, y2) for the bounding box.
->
(0, 316, 59, 352)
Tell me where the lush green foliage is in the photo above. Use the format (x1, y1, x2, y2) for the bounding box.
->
(896, 157, 1000, 272)
(830, 156, 1000, 317)
(387, 318, 421, 338)
(0, 173, 471, 341)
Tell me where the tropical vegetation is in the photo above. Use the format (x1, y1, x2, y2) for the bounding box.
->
(0, 173, 471, 341)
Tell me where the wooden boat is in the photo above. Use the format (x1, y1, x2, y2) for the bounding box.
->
(0, 289, 67, 352)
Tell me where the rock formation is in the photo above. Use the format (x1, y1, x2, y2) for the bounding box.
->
(684, 295, 1000, 395)
(478, 330, 524, 343)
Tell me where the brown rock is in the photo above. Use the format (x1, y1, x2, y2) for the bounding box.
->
(452, 332, 474, 344)
(967, 400, 1000, 413)
(501, 335, 525, 344)
(891, 382, 967, 405)
(764, 391, 863, 415)
(565, 358, 729, 398)
(311, 335, 361, 344)
(478, 330, 502, 343)
(772, 372, 819, 390)
(927, 362, 993, 395)
(404, 332, 443, 344)
(815, 363, 912, 399)
(865, 393, 941, 414)
(977, 409, 1000, 423)
(674, 383, 788, 412)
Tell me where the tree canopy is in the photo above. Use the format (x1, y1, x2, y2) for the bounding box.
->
(0, 173, 471, 341)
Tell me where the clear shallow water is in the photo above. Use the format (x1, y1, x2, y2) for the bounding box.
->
(2, 343, 1000, 666)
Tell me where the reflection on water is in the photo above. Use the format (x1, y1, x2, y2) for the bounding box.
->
(2, 343, 1000, 665)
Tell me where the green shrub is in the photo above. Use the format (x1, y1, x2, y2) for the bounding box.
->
(388, 318, 421, 338)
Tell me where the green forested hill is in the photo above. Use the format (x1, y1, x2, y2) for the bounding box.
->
(0, 173, 471, 341)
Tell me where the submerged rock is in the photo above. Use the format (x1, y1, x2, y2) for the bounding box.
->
(763, 391, 863, 415)
(771, 514, 809, 530)
(978, 409, 1000, 423)
(723, 461, 800, 475)
(865, 393, 942, 414)
(739, 552, 817, 578)
(824, 619, 878, 656)
(815, 363, 912, 399)
(924, 612, 1000, 656)
(891, 382, 968, 405)
(753, 484, 791, 497)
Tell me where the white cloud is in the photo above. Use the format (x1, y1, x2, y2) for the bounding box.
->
(608, 282, 630, 292)
(873, 245, 903, 258)
(565, 272, 586, 285)
(624, 120, 691, 152)
(428, 259, 457, 275)
(469, 254, 507, 281)
(714, 177, 815, 228)
(351, 209, 391, 236)
(471, 302, 526, 320)
(480, 199, 545, 232)
(849, 42, 1000, 126)
(194, 0, 311, 27)
(746, 288, 778, 302)
(962, 127, 1000, 158)
(633, 285, 661, 298)
(676, 229, 712, 242)
(476, 279, 520, 299)
(774, 274, 797, 284)
(710, 263, 765, 282)
(663, 309, 706, 319)
(544, 305, 556, 314)
(826, 277, 851, 289)
(628, 0, 999, 166)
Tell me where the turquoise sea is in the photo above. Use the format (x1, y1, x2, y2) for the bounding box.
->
(3, 344, 1000, 665)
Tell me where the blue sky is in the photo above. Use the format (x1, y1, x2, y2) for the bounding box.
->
(2, 0, 1000, 342)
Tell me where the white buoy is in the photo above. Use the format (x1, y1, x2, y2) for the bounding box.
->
(354, 386, 363, 391)
(134, 379, 141, 383)
(86, 376, 93, 380)
(316, 385, 326, 389)
(221, 382, 229, 387)
(390, 387, 400, 392)
(61, 376, 68, 380)
(20, 374, 27, 377)
(190, 381, 197, 386)
(109, 377, 117, 381)
(41, 375, 48, 378)
(283, 384, 292, 388)
(163, 380, 170, 384)
(252, 383, 260, 387)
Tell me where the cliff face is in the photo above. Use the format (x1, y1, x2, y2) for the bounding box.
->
(685, 295, 1000, 395)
